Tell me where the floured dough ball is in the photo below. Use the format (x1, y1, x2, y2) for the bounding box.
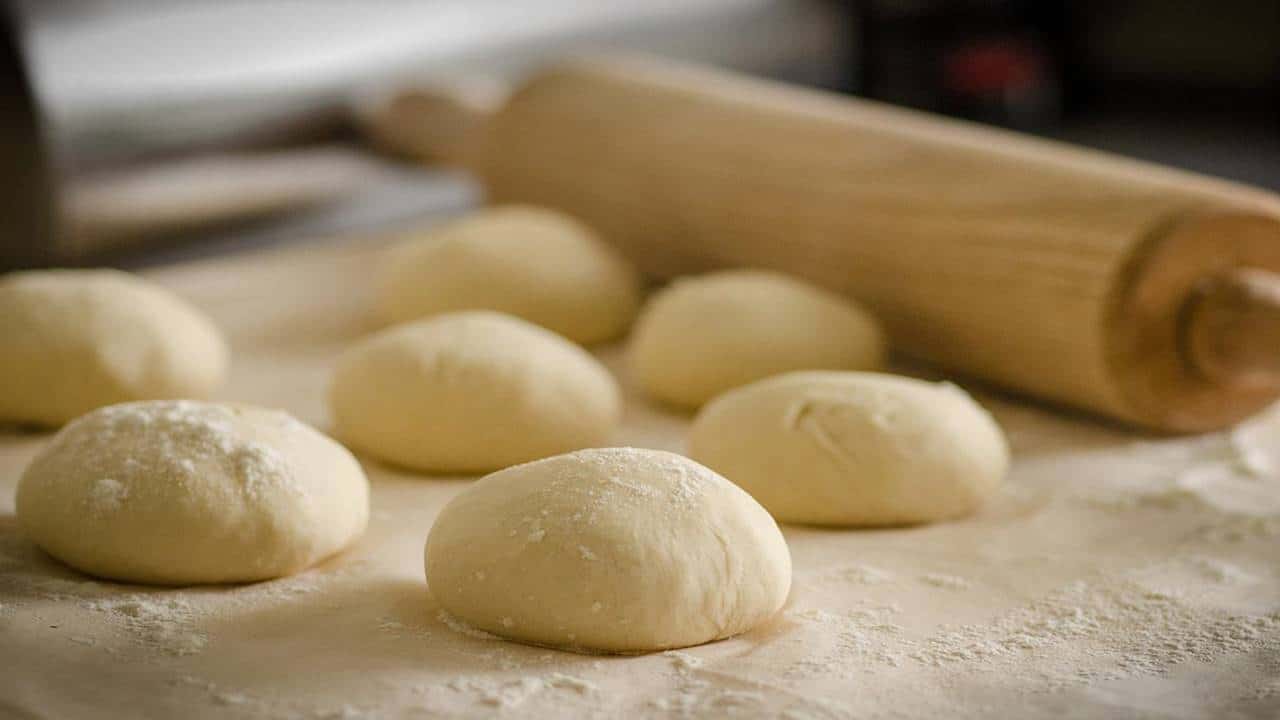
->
(629, 270, 884, 409)
(688, 371, 1008, 526)
(375, 206, 641, 345)
(330, 311, 621, 473)
(425, 448, 791, 653)
(0, 269, 228, 427)
(16, 401, 369, 585)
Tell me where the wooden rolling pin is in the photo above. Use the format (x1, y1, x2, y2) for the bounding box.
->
(364, 55, 1280, 433)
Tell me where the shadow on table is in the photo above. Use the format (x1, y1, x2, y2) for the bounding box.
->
(0, 514, 125, 602)
(0, 423, 52, 477)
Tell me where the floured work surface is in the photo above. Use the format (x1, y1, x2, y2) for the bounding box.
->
(1, 238, 1278, 719)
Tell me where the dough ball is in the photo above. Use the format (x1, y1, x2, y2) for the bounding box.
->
(16, 400, 369, 585)
(0, 269, 228, 427)
(329, 311, 621, 473)
(688, 371, 1009, 526)
(375, 206, 641, 345)
(629, 270, 884, 409)
(425, 448, 791, 653)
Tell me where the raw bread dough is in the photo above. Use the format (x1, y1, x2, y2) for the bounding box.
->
(16, 400, 369, 585)
(0, 269, 228, 427)
(425, 447, 791, 653)
(375, 206, 641, 345)
(329, 311, 621, 473)
(688, 371, 1009, 526)
(629, 270, 884, 409)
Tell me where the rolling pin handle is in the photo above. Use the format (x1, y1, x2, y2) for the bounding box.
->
(356, 80, 505, 167)
(1185, 268, 1280, 389)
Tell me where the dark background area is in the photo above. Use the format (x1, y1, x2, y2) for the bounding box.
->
(850, 0, 1280, 189)
(2, 0, 1278, 267)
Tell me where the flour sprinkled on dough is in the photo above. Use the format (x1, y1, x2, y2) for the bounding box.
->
(426, 448, 790, 653)
(16, 400, 368, 585)
(86, 478, 128, 513)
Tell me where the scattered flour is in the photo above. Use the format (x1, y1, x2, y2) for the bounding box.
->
(317, 703, 364, 719)
(44, 401, 302, 517)
(807, 564, 893, 586)
(376, 616, 431, 639)
(647, 681, 772, 718)
(781, 565, 1279, 693)
(663, 650, 705, 672)
(5, 393, 1280, 718)
(787, 605, 905, 675)
(86, 478, 128, 513)
(1201, 515, 1280, 543)
(907, 578, 1279, 684)
(1086, 427, 1280, 516)
(437, 609, 498, 641)
(445, 673, 597, 708)
(1229, 426, 1276, 477)
(213, 691, 250, 706)
(175, 674, 264, 711)
(919, 573, 971, 590)
(546, 673, 597, 695)
(82, 595, 208, 656)
(232, 441, 294, 501)
(1186, 556, 1256, 585)
(579, 448, 708, 511)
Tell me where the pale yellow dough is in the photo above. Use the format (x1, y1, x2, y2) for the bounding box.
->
(688, 371, 1009, 526)
(375, 206, 642, 345)
(0, 269, 228, 427)
(329, 311, 621, 474)
(16, 400, 369, 585)
(629, 270, 884, 409)
(425, 447, 791, 654)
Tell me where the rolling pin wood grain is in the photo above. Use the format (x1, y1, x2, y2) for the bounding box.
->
(367, 55, 1280, 432)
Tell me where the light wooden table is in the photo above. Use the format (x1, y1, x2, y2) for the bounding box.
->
(2, 233, 1278, 719)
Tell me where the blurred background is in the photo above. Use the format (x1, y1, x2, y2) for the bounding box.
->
(2, 0, 1278, 269)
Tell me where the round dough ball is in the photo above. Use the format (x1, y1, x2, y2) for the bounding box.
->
(330, 311, 621, 473)
(629, 270, 884, 409)
(0, 270, 228, 427)
(425, 447, 791, 653)
(375, 206, 641, 345)
(16, 400, 369, 585)
(688, 371, 1009, 526)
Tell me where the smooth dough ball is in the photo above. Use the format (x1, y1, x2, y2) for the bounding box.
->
(329, 311, 621, 473)
(629, 270, 884, 409)
(0, 269, 228, 427)
(688, 371, 1009, 527)
(425, 447, 791, 653)
(16, 400, 369, 585)
(375, 206, 641, 345)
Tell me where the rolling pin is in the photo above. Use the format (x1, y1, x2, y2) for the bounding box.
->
(364, 55, 1280, 433)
